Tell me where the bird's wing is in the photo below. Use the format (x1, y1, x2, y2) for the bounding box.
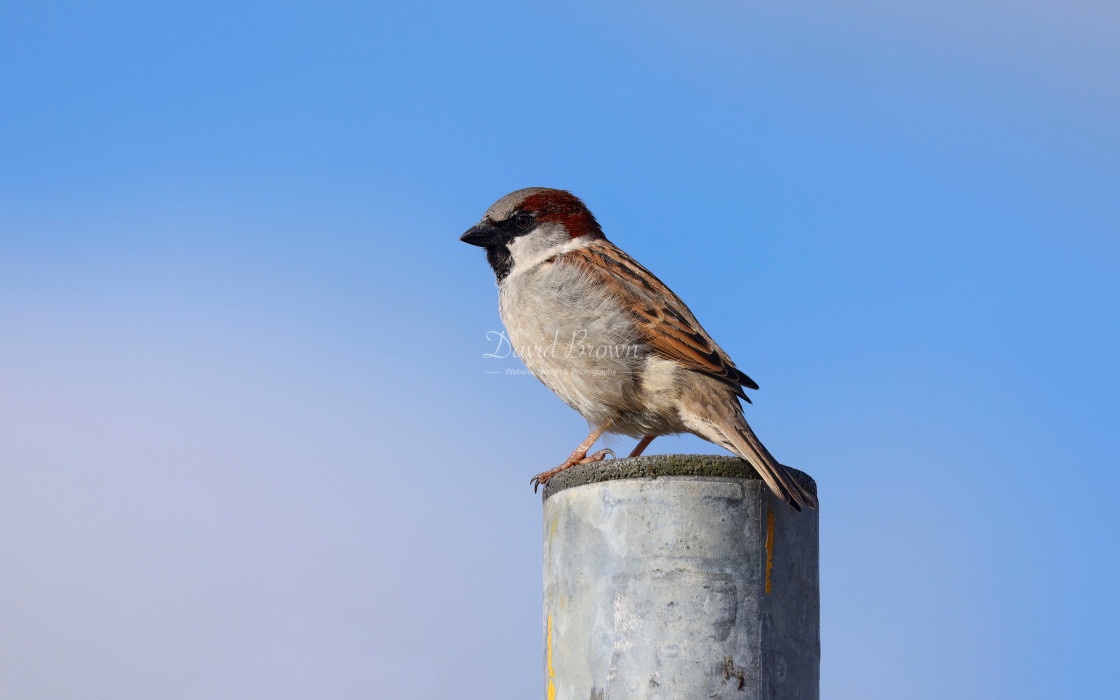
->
(560, 240, 759, 400)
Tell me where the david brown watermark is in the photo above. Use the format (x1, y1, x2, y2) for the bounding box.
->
(483, 329, 642, 361)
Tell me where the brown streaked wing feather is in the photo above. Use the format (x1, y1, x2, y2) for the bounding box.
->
(561, 241, 759, 400)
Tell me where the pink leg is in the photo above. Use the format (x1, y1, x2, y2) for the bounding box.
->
(530, 424, 614, 492)
(628, 435, 656, 458)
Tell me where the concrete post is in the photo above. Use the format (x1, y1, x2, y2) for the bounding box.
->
(541, 454, 819, 700)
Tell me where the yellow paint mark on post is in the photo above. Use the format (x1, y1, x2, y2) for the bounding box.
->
(765, 509, 775, 594)
(547, 614, 556, 700)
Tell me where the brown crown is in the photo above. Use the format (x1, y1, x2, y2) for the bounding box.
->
(519, 189, 604, 239)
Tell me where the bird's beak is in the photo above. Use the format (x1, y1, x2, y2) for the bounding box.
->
(460, 222, 505, 247)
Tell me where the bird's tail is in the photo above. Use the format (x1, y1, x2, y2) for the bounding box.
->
(721, 415, 818, 511)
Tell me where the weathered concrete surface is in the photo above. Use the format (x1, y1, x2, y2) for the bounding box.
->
(542, 455, 819, 699)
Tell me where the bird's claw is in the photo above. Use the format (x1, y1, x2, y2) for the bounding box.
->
(581, 448, 615, 463)
(529, 449, 616, 493)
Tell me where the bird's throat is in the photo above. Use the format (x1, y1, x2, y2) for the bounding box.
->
(486, 245, 513, 283)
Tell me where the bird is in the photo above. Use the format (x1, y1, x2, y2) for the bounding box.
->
(460, 188, 817, 510)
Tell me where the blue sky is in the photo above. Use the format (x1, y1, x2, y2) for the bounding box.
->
(1, 1, 1117, 698)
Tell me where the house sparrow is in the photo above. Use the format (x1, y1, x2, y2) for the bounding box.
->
(461, 188, 817, 510)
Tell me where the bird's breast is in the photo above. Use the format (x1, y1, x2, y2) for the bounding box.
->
(498, 261, 646, 422)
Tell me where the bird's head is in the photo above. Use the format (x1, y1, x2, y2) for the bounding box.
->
(460, 188, 604, 283)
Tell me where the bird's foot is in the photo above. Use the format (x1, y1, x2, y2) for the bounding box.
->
(530, 449, 615, 492)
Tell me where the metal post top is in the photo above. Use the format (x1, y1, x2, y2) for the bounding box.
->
(541, 454, 817, 501)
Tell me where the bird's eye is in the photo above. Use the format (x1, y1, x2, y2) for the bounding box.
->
(512, 213, 533, 230)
